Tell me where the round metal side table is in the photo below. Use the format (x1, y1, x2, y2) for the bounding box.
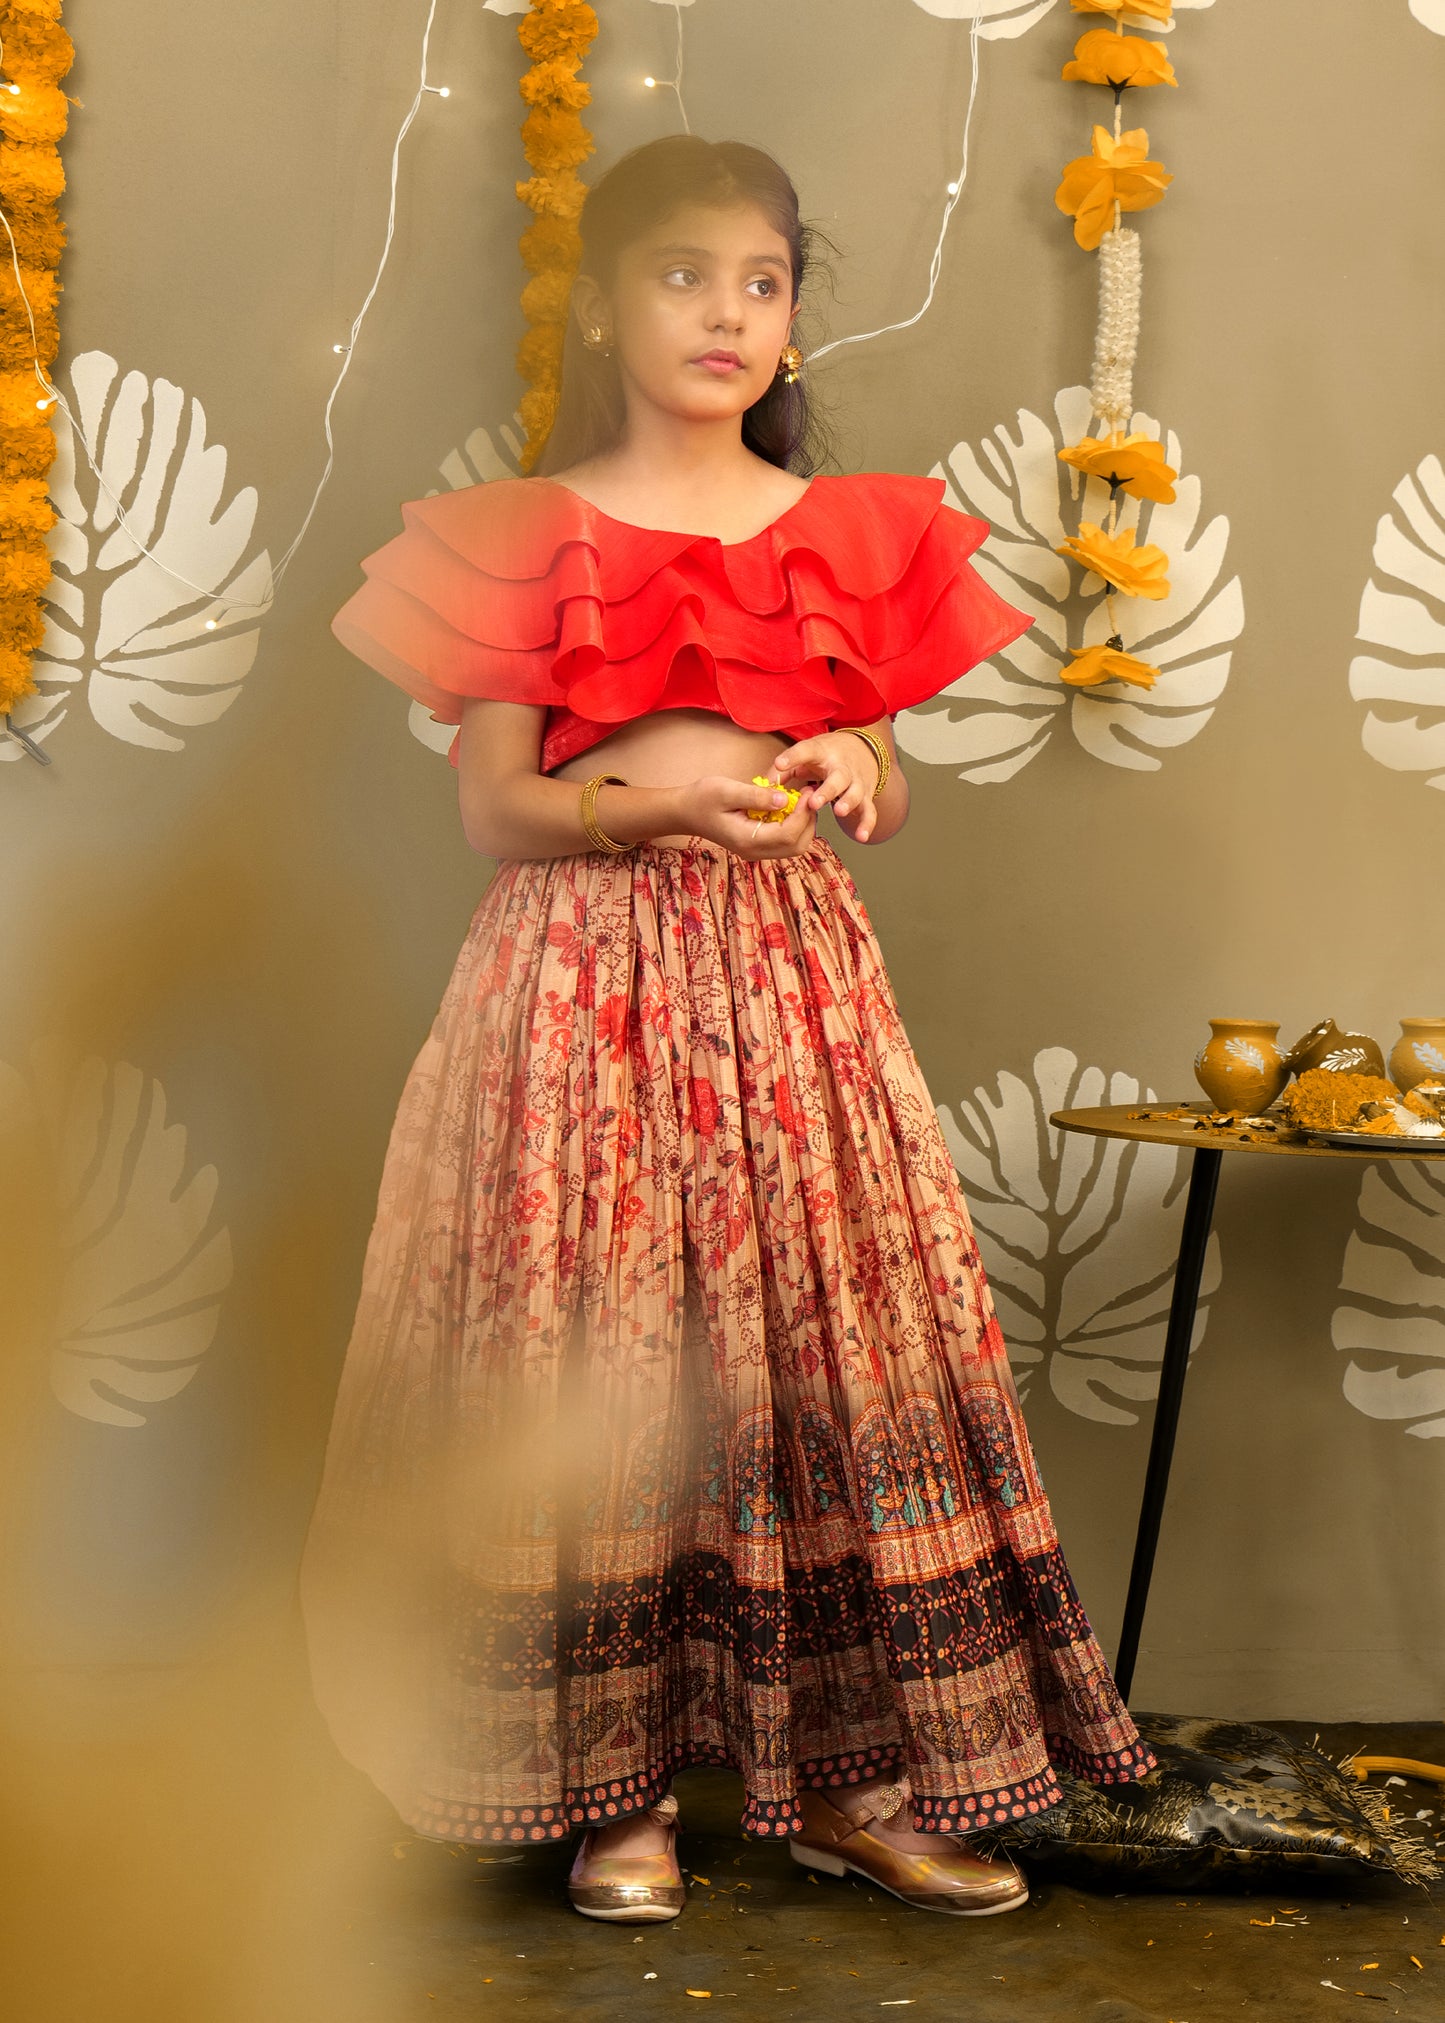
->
(1049, 1101, 1444, 1701)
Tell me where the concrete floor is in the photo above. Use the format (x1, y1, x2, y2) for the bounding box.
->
(3, 1657, 1438, 2023)
(352, 1725, 1444, 2023)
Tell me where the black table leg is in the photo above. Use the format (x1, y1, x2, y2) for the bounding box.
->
(1112, 1145, 1223, 1703)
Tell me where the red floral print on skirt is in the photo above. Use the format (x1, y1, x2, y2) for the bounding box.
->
(299, 835, 1154, 1844)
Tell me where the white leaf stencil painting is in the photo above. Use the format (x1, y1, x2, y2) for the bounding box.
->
(937, 1046, 1221, 1425)
(907, 0, 1214, 32)
(1410, 1, 1445, 35)
(1348, 451, 1445, 792)
(407, 414, 528, 756)
(895, 385, 1242, 782)
(1, 350, 273, 762)
(1332, 1161, 1445, 1441)
(0, 1042, 233, 1429)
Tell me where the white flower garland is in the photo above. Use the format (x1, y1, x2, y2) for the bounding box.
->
(1090, 226, 1142, 432)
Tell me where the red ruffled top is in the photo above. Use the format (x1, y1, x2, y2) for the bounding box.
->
(330, 471, 1033, 773)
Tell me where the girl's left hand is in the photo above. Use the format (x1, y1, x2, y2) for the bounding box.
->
(770, 732, 882, 841)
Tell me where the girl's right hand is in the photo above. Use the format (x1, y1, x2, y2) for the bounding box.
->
(672, 773, 819, 859)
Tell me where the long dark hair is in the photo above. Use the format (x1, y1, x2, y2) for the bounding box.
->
(531, 135, 840, 479)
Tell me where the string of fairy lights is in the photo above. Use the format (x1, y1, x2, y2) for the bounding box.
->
(2, 0, 986, 760)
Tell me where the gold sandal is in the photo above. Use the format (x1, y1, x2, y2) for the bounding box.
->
(789, 1783, 1029, 1916)
(566, 1792, 686, 1923)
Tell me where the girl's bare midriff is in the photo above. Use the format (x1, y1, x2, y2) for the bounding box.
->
(548, 707, 795, 846)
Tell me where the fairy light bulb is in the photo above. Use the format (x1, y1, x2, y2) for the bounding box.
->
(947, 182, 959, 195)
(643, 76, 656, 88)
(3, 83, 19, 96)
(422, 83, 450, 97)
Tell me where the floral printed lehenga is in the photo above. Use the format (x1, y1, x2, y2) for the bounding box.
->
(298, 472, 1155, 1843)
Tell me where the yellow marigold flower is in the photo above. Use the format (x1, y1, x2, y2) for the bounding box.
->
(518, 1, 599, 63)
(1062, 30, 1177, 88)
(1071, 0, 1172, 21)
(0, 543, 52, 597)
(1058, 432, 1177, 503)
(1056, 521, 1171, 599)
(1061, 644, 1160, 691)
(520, 59, 593, 112)
(1055, 126, 1172, 251)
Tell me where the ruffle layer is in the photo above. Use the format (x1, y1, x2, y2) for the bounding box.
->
(330, 472, 1034, 772)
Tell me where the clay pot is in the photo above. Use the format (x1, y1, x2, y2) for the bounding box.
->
(1193, 1019, 1289, 1116)
(1388, 1018, 1445, 1094)
(1283, 1017, 1387, 1080)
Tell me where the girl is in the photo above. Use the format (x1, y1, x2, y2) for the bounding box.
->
(300, 134, 1153, 1927)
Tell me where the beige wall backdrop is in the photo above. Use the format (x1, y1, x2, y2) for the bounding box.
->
(5, 0, 1444, 1747)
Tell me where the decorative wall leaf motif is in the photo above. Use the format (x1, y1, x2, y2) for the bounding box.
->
(0, 1042, 233, 1429)
(895, 384, 1241, 782)
(1, 351, 273, 761)
(1332, 1160, 1445, 1440)
(906, 0, 1057, 31)
(937, 1046, 1221, 1424)
(906, 0, 1214, 32)
(407, 415, 528, 755)
(1348, 451, 1445, 792)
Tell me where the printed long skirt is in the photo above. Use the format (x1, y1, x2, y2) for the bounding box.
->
(298, 834, 1154, 1844)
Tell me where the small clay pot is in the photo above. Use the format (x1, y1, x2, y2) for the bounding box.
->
(1283, 1018, 1387, 1080)
(1194, 1019, 1289, 1116)
(1388, 1018, 1445, 1094)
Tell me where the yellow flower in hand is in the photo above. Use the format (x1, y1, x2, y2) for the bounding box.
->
(1055, 126, 1173, 251)
(1071, 0, 1173, 21)
(1058, 433, 1178, 503)
(1062, 30, 1177, 88)
(1061, 644, 1161, 691)
(1056, 522, 1171, 599)
(746, 776, 800, 822)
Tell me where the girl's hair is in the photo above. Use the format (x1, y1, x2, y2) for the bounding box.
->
(532, 135, 840, 479)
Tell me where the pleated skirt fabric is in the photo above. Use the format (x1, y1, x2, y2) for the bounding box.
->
(298, 835, 1153, 1844)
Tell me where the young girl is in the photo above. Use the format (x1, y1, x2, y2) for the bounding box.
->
(300, 134, 1153, 1927)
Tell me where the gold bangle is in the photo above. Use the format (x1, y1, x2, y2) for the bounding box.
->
(579, 773, 631, 853)
(843, 726, 891, 798)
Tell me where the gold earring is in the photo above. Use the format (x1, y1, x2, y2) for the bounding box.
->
(776, 342, 803, 384)
(582, 324, 613, 354)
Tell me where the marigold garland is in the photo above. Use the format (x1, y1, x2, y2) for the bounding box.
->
(513, 0, 599, 474)
(0, 0, 72, 718)
(1052, 1, 1190, 691)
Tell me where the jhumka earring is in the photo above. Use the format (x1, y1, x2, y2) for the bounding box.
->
(776, 342, 803, 384)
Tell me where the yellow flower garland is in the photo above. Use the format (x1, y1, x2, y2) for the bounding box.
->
(513, 0, 599, 475)
(1053, 1, 1190, 690)
(0, 0, 72, 717)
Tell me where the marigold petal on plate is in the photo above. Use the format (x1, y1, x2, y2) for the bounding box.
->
(1061, 644, 1161, 690)
(1062, 29, 1177, 88)
(1058, 432, 1178, 503)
